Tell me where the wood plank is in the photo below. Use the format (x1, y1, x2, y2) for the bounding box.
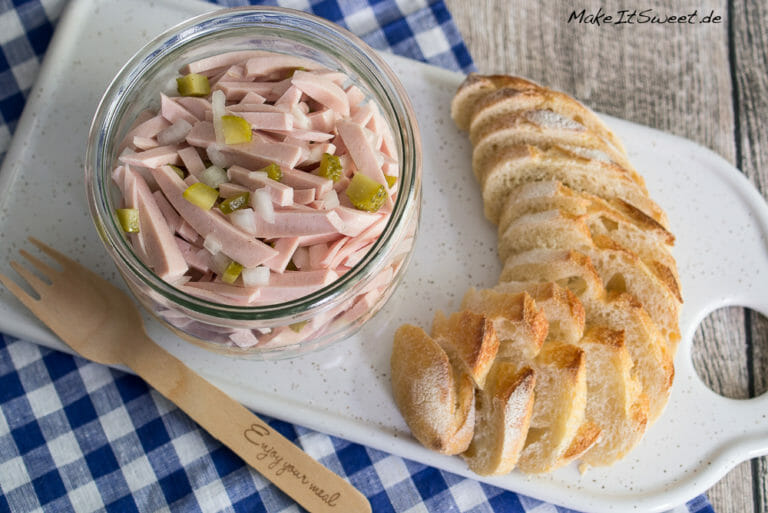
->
(730, 0, 768, 510)
(444, 1, 763, 511)
(691, 307, 755, 513)
(754, 313, 768, 513)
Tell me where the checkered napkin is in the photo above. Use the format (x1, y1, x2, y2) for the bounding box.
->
(0, 1, 715, 512)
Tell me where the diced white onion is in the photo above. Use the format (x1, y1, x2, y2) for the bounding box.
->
(230, 208, 257, 234)
(206, 144, 232, 168)
(291, 104, 310, 129)
(319, 189, 339, 209)
(157, 119, 192, 146)
(212, 89, 226, 144)
(251, 188, 274, 224)
(201, 165, 228, 189)
(210, 251, 230, 275)
(308, 143, 335, 164)
(248, 171, 268, 180)
(169, 275, 191, 287)
(291, 246, 309, 270)
(242, 266, 270, 287)
(203, 234, 222, 255)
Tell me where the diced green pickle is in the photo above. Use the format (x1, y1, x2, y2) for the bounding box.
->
(176, 73, 211, 97)
(385, 175, 397, 188)
(221, 115, 252, 145)
(317, 153, 342, 182)
(222, 261, 243, 284)
(183, 182, 218, 210)
(263, 162, 282, 181)
(116, 208, 140, 233)
(169, 165, 185, 179)
(289, 320, 308, 332)
(346, 173, 387, 212)
(219, 192, 250, 214)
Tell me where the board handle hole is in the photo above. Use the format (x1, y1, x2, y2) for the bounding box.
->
(691, 306, 768, 398)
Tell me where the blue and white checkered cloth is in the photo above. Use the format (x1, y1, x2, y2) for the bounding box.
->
(0, 0, 716, 511)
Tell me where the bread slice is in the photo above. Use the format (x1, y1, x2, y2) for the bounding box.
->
(451, 73, 541, 131)
(500, 248, 606, 299)
(497, 180, 591, 232)
(460, 288, 549, 360)
(516, 342, 588, 473)
(431, 310, 499, 389)
(558, 420, 603, 466)
(471, 113, 642, 188)
(575, 326, 649, 467)
(587, 293, 673, 423)
(500, 249, 674, 422)
(452, 73, 628, 160)
(493, 281, 585, 345)
(496, 213, 681, 346)
(478, 144, 668, 228)
(586, 235, 681, 347)
(497, 180, 674, 246)
(497, 209, 594, 261)
(498, 209, 682, 324)
(496, 181, 680, 303)
(462, 360, 536, 475)
(391, 324, 476, 455)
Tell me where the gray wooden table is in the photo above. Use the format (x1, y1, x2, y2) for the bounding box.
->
(443, 0, 767, 511)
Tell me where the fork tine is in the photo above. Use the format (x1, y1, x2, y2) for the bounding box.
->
(19, 249, 59, 280)
(10, 260, 50, 295)
(0, 272, 40, 312)
(28, 237, 77, 270)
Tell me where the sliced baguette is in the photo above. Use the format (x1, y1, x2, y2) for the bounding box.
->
(497, 180, 674, 246)
(462, 361, 536, 475)
(497, 209, 594, 261)
(500, 248, 674, 422)
(460, 288, 549, 360)
(493, 281, 585, 345)
(431, 310, 499, 389)
(391, 324, 475, 455)
(497, 180, 591, 232)
(516, 342, 588, 473)
(465, 78, 627, 159)
(575, 326, 649, 467)
(496, 181, 680, 303)
(587, 235, 681, 347)
(500, 248, 606, 299)
(471, 113, 642, 188)
(497, 215, 681, 346)
(451, 73, 541, 130)
(558, 420, 603, 465)
(478, 144, 668, 228)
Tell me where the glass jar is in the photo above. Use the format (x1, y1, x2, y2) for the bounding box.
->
(85, 7, 421, 359)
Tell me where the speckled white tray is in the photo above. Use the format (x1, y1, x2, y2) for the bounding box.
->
(1, 0, 767, 511)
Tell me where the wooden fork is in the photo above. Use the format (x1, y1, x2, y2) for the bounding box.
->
(0, 238, 371, 513)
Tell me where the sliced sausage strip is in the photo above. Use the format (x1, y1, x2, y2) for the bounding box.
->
(152, 165, 278, 268)
(123, 166, 188, 280)
(291, 70, 350, 117)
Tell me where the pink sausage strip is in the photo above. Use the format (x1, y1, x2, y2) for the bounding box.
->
(120, 145, 182, 169)
(291, 70, 349, 117)
(123, 166, 188, 280)
(151, 165, 278, 268)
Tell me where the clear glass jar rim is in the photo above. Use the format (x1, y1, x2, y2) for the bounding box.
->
(85, 6, 421, 321)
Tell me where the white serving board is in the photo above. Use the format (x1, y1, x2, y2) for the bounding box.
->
(1, 0, 767, 511)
